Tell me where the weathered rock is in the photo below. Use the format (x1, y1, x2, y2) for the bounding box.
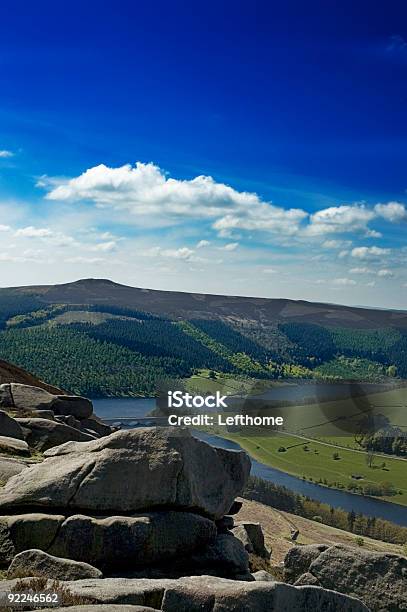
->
(0, 435, 30, 457)
(252, 570, 275, 581)
(284, 544, 329, 583)
(215, 515, 234, 533)
(5, 384, 93, 419)
(232, 521, 270, 559)
(0, 575, 367, 611)
(31, 409, 55, 420)
(15, 417, 96, 451)
(0, 410, 24, 440)
(294, 572, 321, 586)
(0, 384, 14, 408)
(0, 511, 216, 569)
(55, 414, 81, 429)
(7, 548, 103, 580)
(52, 395, 93, 420)
(228, 499, 243, 515)
(0, 457, 29, 483)
(285, 544, 407, 611)
(50, 512, 216, 569)
(80, 416, 114, 437)
(0, 513, 65, 564)
(191, 533, 249, 576)
(0, 428, 250, 518)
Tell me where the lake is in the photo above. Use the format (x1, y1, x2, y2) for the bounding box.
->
(93, 397, 407, 527)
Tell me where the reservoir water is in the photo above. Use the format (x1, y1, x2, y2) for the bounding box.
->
(94, 397, 407, 527)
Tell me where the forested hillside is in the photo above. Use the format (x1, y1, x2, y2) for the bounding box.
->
(0, 279, 405, 397)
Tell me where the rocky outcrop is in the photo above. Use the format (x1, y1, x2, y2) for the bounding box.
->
(15, 417, 97, 451)
(285, 544, 407, 611)
(0, 410, 24, 440)
(0, 435, 30, 457)
(0, 383, 92, 418)
(284, 544, 328, 582)
(7, 548, 103, 580)
(0, 428, 251, 518)
(0, 457, 28, 483)
(232, 521, 271, 560)
(0, 575, 369, 611)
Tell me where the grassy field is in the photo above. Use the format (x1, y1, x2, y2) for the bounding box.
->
(223, 430, 407, 505)
(185, 370, 274, 396)
(237, 498, 406, 565)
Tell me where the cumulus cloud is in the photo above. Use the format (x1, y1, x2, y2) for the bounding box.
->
(305, 205, 375, 236)
(351, 246, 390, 259)
(374, 202, 407, 222)
(44, 161, 308, 236)
(196, 240, 210, 249)
(15, 226, 53, 238)
(89, 241, 117, 252)
(0, 150, 14, 158)
(377, 268, 394, 277)
(0, 224, 10, 232)
(221, 242, 239, 251)
(322, 239, 352, 249)
(349, 267, 374, 274)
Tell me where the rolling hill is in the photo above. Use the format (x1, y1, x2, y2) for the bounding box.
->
(11, 278, 407, 329)
(0, 278, 405, 397)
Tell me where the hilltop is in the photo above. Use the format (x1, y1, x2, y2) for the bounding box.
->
(11, 278, 407, 329)
(0, 278, 406, 397)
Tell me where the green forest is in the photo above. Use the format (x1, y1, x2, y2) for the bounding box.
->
(0, 290, 405, 398)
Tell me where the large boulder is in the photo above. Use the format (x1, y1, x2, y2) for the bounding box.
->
(0, 513, 65, 564)
(0, 457, 29, 484)
(285, 544, 407, 611)
(0, 511, 216, 569)
(232, 521, 270, 560)
(49, 512, 216, 569)
(0, 435, 30, 457)
(0, 411, 24, 440)
(190, 533, 249, 576)
(0, 575, 369, 611)
(15, 418, 96, 451)
(284, 544, 329, 583)
(2, 384, 93, 420)
(0, 428, 251, 519)
(80, 416, 115, 437)
(7, 548, 103, 580)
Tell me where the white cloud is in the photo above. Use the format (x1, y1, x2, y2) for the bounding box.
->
(375, 202, 407, 222)
(221, 242, 239, 251)
(377, 268, 394, 278)
(338, 250, 349, 258)
(349, 267, 374, 274)
(65, 256, 105, 264)
(351, 246, 390, 259)
(306, 205, 375, 236)
(44, 161, 308, 236)
(365, 229, 382, 238)
(333, 278, 357, 286)
(0, 150, 14, 158)
(366, 281, 376, 287)
(322, 239, 352, 249)
(0, 224, 10, 232)
(89, 241, 117, 252)
(196, 240, 210, 249)
(15, 226, 53, 238)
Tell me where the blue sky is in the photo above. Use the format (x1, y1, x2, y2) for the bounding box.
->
(0, 0, 406, 308)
